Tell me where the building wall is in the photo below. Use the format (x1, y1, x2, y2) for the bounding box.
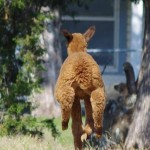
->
(104, 1, 143, 87)
(61, 0, 143, 86)
(126, 1, 143, 79)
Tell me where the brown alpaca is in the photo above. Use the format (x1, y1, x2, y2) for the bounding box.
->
(54, 26, 106, 150)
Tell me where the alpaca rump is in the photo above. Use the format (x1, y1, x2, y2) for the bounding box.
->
(54, 26, 106, 150)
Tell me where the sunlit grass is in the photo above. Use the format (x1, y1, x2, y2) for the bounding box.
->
(0, 133, 74, 150)
(54, 117, 73, 146)
(0, 117, 130, 150)
(54, 116, 86, 147)
(0, 117, 74, 150)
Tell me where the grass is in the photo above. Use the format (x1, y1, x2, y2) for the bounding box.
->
(54, 117, 73, 147)
(0, 117, 74, 150)
(0, 117, 126, 150)
(54, 116, 86, 147)
(0, 133, 74, 150)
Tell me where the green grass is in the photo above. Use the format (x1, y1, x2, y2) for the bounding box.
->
(0, 117, 116, 150)
(0, 116, 85, 150)
(0, 117, 75, 150)
(54, 116, 86, 146)
(54, 117, 73, 146)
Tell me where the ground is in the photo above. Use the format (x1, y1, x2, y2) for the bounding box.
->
(0, 116, 139, 150)
(0, 117, 73, 150)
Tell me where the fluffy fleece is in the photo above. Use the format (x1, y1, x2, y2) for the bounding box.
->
(55, 26, 106, 150)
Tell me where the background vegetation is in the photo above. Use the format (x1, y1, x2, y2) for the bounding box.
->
(0, 0, 150, 149)
(0, 0, 91, 143)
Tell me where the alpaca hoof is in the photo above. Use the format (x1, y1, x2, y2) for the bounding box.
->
(95, 133, 102, 139)
(83, 124, 93, 135)
(62, 121, 68, 130)
(94, 127, 102, 138)
(81, 133, 88, 142)
(92, 133, 102, 139)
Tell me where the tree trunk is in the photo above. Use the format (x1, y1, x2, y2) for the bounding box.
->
(125, 0, 150, 149)
(32, 7, 61, 118)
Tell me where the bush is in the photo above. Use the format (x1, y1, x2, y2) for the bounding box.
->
(0, 116, 60, 138)
(0, 0, 58, 138)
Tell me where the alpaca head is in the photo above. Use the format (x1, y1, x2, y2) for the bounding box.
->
(62, 26, 95, 55)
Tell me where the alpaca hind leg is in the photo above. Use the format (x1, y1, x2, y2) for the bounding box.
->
(81, 97, 94, 141)
(71, 98, 83, 150)
(60, 87, 75, 130)
(90, 87, 105, 138)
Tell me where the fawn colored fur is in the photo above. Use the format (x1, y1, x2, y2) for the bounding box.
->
(54, 26, 106, 150)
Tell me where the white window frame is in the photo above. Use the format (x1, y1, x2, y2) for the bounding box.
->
(61, 0, 120, 72)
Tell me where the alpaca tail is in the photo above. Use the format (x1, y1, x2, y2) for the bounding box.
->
(74, 64, 92, 90)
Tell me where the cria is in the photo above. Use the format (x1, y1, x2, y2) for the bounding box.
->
(55, 26, 106, 150)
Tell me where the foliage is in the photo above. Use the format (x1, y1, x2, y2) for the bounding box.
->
(0, 116, 60, 138)
(0, 0, 91, 138)
(0, 0, 55, 137)
(0, 0, 92, 137)
(42, 118, 60, 138)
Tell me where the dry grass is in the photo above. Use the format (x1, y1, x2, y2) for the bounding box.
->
(0, 117, 127, 150)
(0, 132, 74, 150)
(0, 117, 74, 150)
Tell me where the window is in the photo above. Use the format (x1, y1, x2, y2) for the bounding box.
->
(61, 0, 120, 71)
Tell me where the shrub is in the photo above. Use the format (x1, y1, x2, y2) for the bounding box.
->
(0, 0, 58, 138)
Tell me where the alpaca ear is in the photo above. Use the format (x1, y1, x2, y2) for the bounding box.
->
(83, 26, 95, 42)
(61, 29, 73, 42)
